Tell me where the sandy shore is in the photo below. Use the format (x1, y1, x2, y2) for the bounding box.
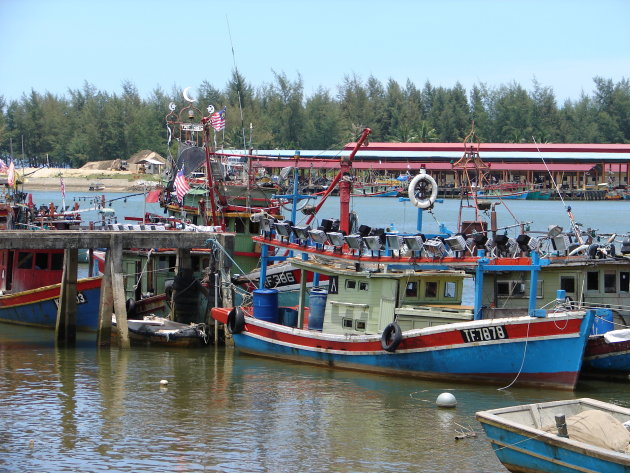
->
(19, 168, 161, 192)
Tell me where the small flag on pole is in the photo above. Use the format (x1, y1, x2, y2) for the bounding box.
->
(60, 177, 65, 198)
(7, 161, 15, 187)
(145, 189, 161, 203)
(211, 107, 226, 131)
(174, 168, 190, 203)
(0, 159, 8, 173)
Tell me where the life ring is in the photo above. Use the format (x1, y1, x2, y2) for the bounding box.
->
(408, 170, 438, 209)
(227, 307, 245, 334)
(381, 322, 402, 352)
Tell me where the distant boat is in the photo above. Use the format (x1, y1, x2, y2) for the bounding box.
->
(477, 398, 630, 473)
(88, 182, 105, 191)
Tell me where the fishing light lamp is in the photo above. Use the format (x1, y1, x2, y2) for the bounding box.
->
(444, 235, 467, 253)
(386, 234, 403, 251)
(308, 229, 328, 246)
(423, 238, 448, 258)
(363, 235, 383, 252)
(326, 232, 346, 247)
(403, 235, 425, 252)
(344, 235, 363, 251)
(291, 225, 311, 242)
(547, 225, 563, 238)
(274, 221, 292, 239)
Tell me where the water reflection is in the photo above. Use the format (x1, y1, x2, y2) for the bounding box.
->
(2, 324, 630, 472)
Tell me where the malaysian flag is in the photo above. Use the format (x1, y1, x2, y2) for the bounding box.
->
(174, 168, 190, 203)
(211, 107, 226, 131)
(60, 177, 65, 198)
(0, 159, 7, 173)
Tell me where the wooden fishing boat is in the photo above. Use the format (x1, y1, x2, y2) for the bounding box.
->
(212, 128, 599, 390)
(476, 398, 630, 472)
(0, 276, 102, 331)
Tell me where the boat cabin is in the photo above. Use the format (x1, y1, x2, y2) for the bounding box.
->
(0, 249, 66, 293)
(291, 258, 473, 335)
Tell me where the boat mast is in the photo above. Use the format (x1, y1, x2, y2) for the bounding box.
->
(305, 128, 372, 232)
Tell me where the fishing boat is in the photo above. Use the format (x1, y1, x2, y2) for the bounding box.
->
(0, 276, 102, 331)
(476, 183, 529, 200)
(112, 314, 209, 347)
(211, 128, 600, 390)
(476, 398, 630, 473)
(160, 97, 283, 274)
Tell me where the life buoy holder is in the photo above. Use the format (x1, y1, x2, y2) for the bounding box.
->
(381, 322, 402, 352)
(408, 170, 438, 209)
(227, 307, 245, 334)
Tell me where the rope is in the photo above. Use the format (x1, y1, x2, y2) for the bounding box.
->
(497, 317, 533, 391)
(133, 249, 154, 291)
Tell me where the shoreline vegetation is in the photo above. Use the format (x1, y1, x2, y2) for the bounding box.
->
(16, 168, 161, 193)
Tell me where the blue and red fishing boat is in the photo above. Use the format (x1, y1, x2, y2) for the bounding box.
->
(212, 128, 599, 390)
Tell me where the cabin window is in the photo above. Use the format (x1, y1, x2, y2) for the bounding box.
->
(342, 319, 353, 328)
(587, 271, 599, 291)
(35, 253, 48, 270)
(444, 281, 456, 298)
(359, 282, 369, 291)
(405, 282, 418, 297)
(355, 320, 366, 331)
(345, 280, 356, 290)
(51, 253, 64, 270)
(249, 220, 260, 234)
(604, 272, 617, 293)
(425, 281, 438, 298)
(496, 280, 528, 298)
(235, 218, 245, 233)
(621, 272, 630, 292)
(17, 252, 33, 269)
(560, 276, 576, 294)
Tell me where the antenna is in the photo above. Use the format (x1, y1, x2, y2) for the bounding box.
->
(226, 16, 247, 151)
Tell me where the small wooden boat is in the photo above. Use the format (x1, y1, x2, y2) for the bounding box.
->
(476, 398, 630, 473)
(113, 315, 209, 347)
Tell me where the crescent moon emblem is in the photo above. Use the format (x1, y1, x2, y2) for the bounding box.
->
(182, 87, 196, 103)
(168, 102, 176, 111)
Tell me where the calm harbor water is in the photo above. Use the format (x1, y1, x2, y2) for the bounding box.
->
(1, 191, 629, 472)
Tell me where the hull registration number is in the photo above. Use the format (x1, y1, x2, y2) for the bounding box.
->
(460, 325, 508, 343)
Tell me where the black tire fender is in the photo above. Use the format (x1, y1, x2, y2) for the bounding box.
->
(381, 322, 402, 352)
(227, 307, 245, 334)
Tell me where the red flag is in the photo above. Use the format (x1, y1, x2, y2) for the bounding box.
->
(145, 189, 161, 203)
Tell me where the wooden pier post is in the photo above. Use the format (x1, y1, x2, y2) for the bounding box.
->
(110, 236, 130, 348)
(55, 248, 79, 345)
(96, 245, 113, 347)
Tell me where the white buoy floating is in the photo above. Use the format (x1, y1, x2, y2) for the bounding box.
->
(160, 379, 168, 386)
(436, 392, 457, 408)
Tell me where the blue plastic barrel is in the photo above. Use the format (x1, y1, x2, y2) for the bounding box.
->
(591, 309, 614, 335)
(280, 307, 298, 327)
(253, 289, 279, 323)
(308, 287, 327, 331)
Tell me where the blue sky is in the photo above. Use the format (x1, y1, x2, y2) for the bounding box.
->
(1, 0, 629, 104)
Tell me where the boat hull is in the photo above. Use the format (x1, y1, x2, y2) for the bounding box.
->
(0, 277, 102, 331)
(583, 333, 630, 373)
(214, 308, 594, 390)
(477, 398, 630, 473)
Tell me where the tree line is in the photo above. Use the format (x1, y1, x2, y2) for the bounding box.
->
(0, 72, 629, 168)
